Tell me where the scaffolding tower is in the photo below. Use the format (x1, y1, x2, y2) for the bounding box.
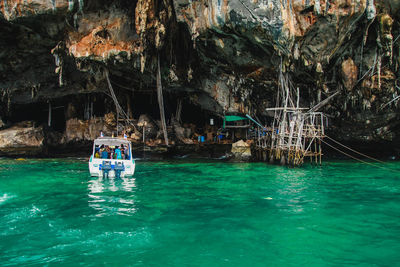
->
(255, 70, 327, 166)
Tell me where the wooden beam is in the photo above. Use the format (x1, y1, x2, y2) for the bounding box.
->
(265, 107, 308, 111)
(224, 125, 251, 128)
(157, 54, 169, 146)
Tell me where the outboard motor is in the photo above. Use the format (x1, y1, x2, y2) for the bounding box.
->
(114, 162, 125, 179)
(102, 161, 112, 179)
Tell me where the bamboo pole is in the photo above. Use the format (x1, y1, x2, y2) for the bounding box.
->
(176, 98, 182, 122)
(117, 109, 119, 136)
(314, 140, 318, 163)
(48, 102, 52, 127)
(319, 139, 322, 165)
(90, 101, 93, 119)
(157, 54, 169, 146)
(127, 95, 133, 119)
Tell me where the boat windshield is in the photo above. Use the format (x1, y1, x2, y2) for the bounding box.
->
(92, 138, 132, 160)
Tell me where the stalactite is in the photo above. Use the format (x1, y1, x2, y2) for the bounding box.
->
(366, 0, 376, 21)
(126, 95, 133, 119)
(68, 0, 74, 11)
(314, 0, 321, 15)
(140, 53, 146, 73)
(359, 4, 376, 76)
(54, 54, 60, 66)
(52, 43, 64, 87)
(78, 0, 84, 12)
(175, 99, 182, 123)
(378, 14, 394, 65)
(317, 89, 321, 103)
(3, 0, 9, 19)
(73, 13, 78, 29)
(325, 0, 330, 13)
(377, 52, 382, 90)
(7, 90, 11, 113)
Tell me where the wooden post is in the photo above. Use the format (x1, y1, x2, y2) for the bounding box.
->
(314, 140, 318, 163)
(142, 123, 146, 158)
(319, 139, 322, 165)
(157, 54, 169, 146)
(280, 151, 286, 165)
(48, 102, 52, 127)
(287, 117, 295, 154)
(127, 95, 133, 120)
(116, 109, 119, 137)
(90, 101, 93, 119)
(176, 98, 182, 122)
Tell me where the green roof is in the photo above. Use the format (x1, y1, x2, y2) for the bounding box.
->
(224, 115, 248, 122)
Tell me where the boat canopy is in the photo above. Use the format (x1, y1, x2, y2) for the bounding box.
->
(93, 137, 131, 147)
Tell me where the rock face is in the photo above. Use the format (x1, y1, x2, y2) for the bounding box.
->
(341, 58, 358, 91)
(62, 118, 112, 143)
(137, 114, 158, 139)
(231, 140, 251, 161)
(0, 122, 45, 156)
(1, 0, 400, 152)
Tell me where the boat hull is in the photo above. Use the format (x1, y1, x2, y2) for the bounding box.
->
(89, 157, 135, 178)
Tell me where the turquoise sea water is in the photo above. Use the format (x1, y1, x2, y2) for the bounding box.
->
(0, 158, 400, 266)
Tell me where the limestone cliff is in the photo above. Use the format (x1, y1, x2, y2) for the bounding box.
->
(1, 0, 400, 153)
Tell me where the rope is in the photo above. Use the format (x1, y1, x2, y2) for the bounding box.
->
(318, 138, 400, 174)
(325, 135, 386, 164)
(105, 69, 137, 131)
(298, 136, 316, 164)
(156, 54, 169, 146)
(380, 92, 400, 110)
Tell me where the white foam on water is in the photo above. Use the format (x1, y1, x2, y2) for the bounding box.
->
(0, 193, 15, 205)
(30, 205, 42, 216)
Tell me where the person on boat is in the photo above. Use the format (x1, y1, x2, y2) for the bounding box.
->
(121, 151, 125, 160)
(110, 148, 114, 159)
(125, 146, 130, 160)
(114, 146, 122, 160)
(105, 146, 112, 159)
(120, 144, 125, 158)
(101, 147, 108, 159)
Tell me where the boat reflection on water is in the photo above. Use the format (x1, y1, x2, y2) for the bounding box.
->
(87, 177, 137, 216)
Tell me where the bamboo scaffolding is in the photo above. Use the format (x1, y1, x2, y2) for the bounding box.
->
(254, 69, 328, 166)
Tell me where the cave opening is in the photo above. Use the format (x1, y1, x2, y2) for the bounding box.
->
(8, 101, 66, 132)
(129, 91, 163, 120)
(127, 91, 216, 129)
(111, 89, 223, 134)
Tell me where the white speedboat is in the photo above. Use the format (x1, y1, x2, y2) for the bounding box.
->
(89, 137, 135, 178)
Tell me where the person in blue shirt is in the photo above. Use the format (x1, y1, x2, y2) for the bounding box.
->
(101, 146, 109, 159)
(114, 146, 122, 160)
